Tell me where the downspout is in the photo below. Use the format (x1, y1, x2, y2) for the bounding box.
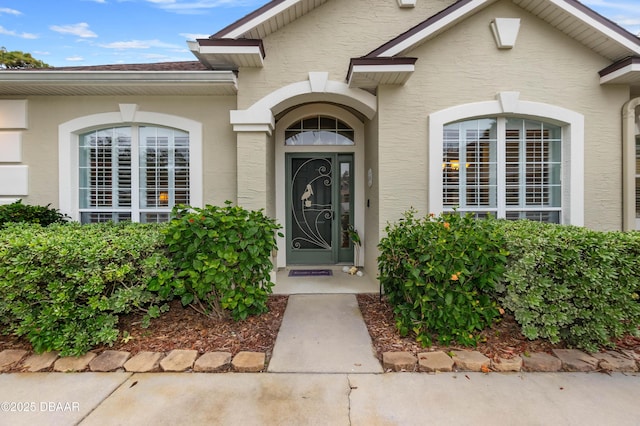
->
(622, 98, 640, 231)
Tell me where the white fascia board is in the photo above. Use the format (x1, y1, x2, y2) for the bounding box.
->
(0, 71, 237, 85)
(351, 64, 415, 74)
(548, 0, 640, 56)
(197, 45, 263, 56)
(223, 0, 302, 39)
(379, 0, 492, 57)
(600, 63, 640, 84)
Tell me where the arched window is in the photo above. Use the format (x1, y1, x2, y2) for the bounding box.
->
(79, 125, 189, 223)
(443, 117, 562, 222)
(285, 116, 354, 145)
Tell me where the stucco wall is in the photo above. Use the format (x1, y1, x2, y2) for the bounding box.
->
(18, 95, 237, 209)
(237, 0, 457, 109)
(377, 0, 629, 231)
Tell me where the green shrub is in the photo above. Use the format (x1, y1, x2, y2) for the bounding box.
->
(0, 199, 69, 228)
(378, 210, 508, 347)
(496, 220, 640, 352)
(0, 222, 170, 356)
(148, 202, 282, 321)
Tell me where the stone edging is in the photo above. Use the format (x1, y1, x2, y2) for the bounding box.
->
(383, 349, 640, 373)
(1, 348, 639, 373)
(0, 349, 266, 373)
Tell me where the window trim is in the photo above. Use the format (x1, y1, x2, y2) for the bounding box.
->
(428, 93, 584, 225)
(59, 106, 203, 221)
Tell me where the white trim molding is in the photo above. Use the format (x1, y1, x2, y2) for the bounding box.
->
(230, 73, 377, 135)
(490, 18, 521, 49)
(623, 97, 640, 230)
(0, 100, 28, 129)
(0, 165, 28, 196)
(58, 106, 203, 221)
(429, 93, 584, 226)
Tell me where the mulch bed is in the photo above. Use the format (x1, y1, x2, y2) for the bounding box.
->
(1, 294, 639, 365)
(356, 294, 640, 361)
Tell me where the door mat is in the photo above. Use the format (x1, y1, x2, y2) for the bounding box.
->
(288, 269, 333, 277)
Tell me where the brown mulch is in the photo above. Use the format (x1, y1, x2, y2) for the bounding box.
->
(356, 294, 640, 361)
(1, 293, 639, 366)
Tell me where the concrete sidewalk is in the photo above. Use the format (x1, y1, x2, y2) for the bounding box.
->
(0, 372, 638, 425)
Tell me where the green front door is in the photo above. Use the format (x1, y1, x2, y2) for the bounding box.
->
(286, 153, 354, 265)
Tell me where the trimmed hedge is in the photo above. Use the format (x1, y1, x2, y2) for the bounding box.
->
(0, 222, 170, 356)
(379, 211, 640, 352)
(0, 199, 69, 228)
(378, 211, 507, 347)
(496, 220, 640, 352)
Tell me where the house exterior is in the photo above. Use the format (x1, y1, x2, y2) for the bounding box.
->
(0, 0, 639, 274)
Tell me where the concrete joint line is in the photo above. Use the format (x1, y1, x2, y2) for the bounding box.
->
(77, 373, 133, 424)
(347, 375, 355, 426)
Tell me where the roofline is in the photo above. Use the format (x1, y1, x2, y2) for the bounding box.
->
(366, 0, 489, 57)
(366, 0, 640, 58)
(211, 0, 294, 39)
(195, 38, 266, 58)
(0, 70, 237, 84)
(347, 57, 418, 79)
(599, 57, 640, 78)
(562, 0, 640, 48)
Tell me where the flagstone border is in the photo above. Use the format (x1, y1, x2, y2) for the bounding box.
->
(1, 348, 638, 374)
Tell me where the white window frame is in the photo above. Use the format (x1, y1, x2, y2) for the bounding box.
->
(59, 106, 203, 222)
(443, 117, 563, 222)
(429, 93, 584, 225)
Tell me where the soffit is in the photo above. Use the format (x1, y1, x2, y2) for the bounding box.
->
(347, 58, 417, 90)
(212, 0, 329, 39)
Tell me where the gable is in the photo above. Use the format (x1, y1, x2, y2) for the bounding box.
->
(348, 0, 640, 89)
(187, 0, 639, 91)
(365, 0, 640, 60)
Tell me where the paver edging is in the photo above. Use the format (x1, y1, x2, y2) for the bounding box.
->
(1, 348, 639, 374)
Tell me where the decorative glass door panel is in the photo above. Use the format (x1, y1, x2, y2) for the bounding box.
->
(286, 153, 354, 264)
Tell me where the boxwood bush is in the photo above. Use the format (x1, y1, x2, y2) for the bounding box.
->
(378, 210, 508, 347)
(496, 220, 640, 352)
(0, 222, 170, 356)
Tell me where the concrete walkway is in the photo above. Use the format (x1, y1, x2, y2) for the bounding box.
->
(268, 294, 382, 373)
(0, 372, 639, 425)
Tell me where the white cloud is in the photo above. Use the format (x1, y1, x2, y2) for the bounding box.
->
(0, 25, 38, 39)
(50, 23, 98, 38)
(99, 39, 182, 49)
(144, 0, 262, 15)
(0, 7, 21, 15)
(65, 56, 85, 62)
(179, 32, 210, 40)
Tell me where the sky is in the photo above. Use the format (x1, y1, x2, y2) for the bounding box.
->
(0, 0, 638, 68)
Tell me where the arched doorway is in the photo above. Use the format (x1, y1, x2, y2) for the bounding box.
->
(275, 104, 365, 267)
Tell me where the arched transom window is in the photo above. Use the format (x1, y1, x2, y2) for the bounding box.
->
(79, 125, 189, 223)
(285, 115, 354, 146)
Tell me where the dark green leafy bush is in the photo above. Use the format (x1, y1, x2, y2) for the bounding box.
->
(148, 202, 282, 321)
(0, 222, 170, 356)
(496, 221, 640, 352)
(378, 210, 507, 347)
(0, 199, 69, 228)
